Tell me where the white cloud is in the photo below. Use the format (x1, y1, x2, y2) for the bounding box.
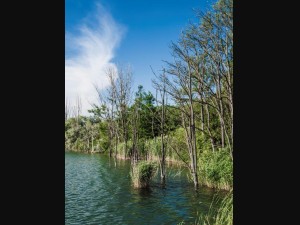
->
(65, 3, 125, 115)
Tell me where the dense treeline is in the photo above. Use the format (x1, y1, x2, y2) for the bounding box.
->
(65, 0, 232, 194)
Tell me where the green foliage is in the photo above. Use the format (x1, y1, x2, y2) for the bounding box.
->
(178, 191, 233, 225)
(213, 191, 233, 225)
(131, 85, 159, 139)
(146, 138, 161, 156)
(65, 116, 109, 153)
(168, 128, 190, 163)
(131, 161, 158, 188)
(163, 105, 182, 132)
(198, 149, 232, 190)
(116, 140, 133, 158)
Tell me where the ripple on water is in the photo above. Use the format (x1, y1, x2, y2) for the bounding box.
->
(65, 152, 224, 225)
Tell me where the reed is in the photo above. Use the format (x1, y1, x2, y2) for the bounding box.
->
(130, 161, 158, 188)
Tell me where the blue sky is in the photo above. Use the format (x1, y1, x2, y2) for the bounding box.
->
(65, 0, 214, 114)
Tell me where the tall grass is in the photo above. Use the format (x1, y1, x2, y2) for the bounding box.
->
(114, 128, 232, 191)
(115, 140, 132, 159)
(201, 190, 233, 225)
(130, 161, 158, 188)
(198, 149, 233, 190)
(212, 191, 232, 225)
(114, 137, 185, 164)
(178, 190, 233, 225)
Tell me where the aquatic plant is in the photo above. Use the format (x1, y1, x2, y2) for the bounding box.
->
(178, 190, 233, 225)
(131, 161, 158, 188)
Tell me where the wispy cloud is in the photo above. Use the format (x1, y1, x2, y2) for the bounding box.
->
(65, 3, 125, 115)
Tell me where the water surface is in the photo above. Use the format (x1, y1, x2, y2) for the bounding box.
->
(65, 152, 224, 225)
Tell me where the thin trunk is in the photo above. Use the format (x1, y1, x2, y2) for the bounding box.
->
(205, 104, 215, 152)
(115, 133, 118, 159)
(188, 62, 198, 189)
(200, 104, 204, 132)
(217, 75, 225, 149)
(160, 83, 166, 185)
(109, 127, 113, 157)
(92, 136, 94, 152)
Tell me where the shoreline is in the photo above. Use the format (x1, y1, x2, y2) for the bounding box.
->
(65, 150, 232, 191)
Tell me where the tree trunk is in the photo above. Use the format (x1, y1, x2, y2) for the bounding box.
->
(92, 136, 94, 152)
(160, 87, 166, 185)
(188, 63, 198, 189)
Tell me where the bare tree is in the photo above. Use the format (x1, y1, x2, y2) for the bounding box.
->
(115, 65, 133, 159)
(152, 69, 167, 185)
(65, 97, 71, 121)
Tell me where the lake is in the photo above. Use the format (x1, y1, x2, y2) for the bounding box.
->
(65, 152, 224, 225)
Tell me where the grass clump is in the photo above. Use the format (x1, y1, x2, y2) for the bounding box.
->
(131, 161, 158, 188)
(212, 191, 233, 225)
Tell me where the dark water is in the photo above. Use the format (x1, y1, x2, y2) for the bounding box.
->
(65, 152, 224, 225)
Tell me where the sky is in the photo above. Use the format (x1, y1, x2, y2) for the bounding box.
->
(65, 0, 214, 115)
